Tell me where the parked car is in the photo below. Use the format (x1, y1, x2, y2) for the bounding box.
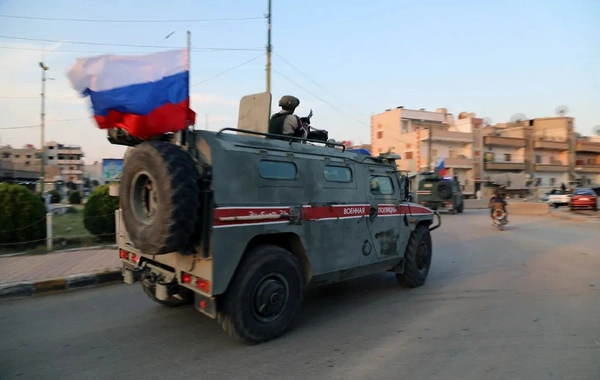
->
(569, 188, 598, 211)
(548, 191, 571, 208)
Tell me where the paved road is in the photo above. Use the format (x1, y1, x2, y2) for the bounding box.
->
(1, 210, 599, 380)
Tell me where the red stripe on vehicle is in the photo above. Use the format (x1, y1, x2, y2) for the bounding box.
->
(213, 203, 432, 228)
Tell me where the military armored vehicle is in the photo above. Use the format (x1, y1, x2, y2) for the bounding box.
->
(414, 171, 464, 214)
(109, 92, 441, 345)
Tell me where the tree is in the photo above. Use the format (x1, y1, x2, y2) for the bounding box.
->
(83, 185, 119, 239)
(68, 190, 82, 205)
(0, 183, 47, 248)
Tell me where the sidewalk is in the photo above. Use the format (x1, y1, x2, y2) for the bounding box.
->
(0, 249, 123, 299)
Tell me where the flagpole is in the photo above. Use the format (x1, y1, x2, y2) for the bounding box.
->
(187, 30, 191, 130)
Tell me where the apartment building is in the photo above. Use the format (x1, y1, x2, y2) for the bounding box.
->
(44, 141, 85, 186)
(371, 107, 478, 195)
(574, 135, 600, 186)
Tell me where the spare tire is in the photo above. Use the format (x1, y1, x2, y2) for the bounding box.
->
(120, 141, 200, 254)
(436, 180, 453, 200)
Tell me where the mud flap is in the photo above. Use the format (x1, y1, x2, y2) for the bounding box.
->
(194, 292, 217, 319)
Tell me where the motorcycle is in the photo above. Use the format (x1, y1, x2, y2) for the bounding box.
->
(491, 204, 508, 231)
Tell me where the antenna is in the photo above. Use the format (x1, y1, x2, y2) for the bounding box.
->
(555, 105, 569, 116)
(593, 125, 600, 136)
(510, 113, 527, 123)
(482, 117, 492, 127)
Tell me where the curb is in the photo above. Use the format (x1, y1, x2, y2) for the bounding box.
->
(1, 244, 118, 258)
(0, 268, 125, 300)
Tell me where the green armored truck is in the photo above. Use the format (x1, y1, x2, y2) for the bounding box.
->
(109, 92, 441, 345)
(414, 171, 464, 214)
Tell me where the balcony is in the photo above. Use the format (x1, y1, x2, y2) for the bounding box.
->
(420, 130, 473, 143)
(534, 164, 569, 172)
(575, 164, 600, 173)
(483, 135, 526, 148)
(484, 160, 526, 171)
(57, 159, 83, 165)
(445, 157, 472, 168)
(576, 141, 600, 153)
(533, 139, 569, 150)
(62, 169, 83, 175)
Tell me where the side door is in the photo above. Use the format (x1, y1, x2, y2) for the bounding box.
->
(363, 165, 410, 263)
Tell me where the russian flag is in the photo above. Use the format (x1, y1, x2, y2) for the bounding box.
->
(436, 157, 446, 176)
(66, 49, 196, 139)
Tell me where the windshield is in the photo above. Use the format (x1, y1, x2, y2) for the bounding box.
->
(573, 189, 596, 196)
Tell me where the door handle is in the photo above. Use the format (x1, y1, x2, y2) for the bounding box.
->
(369, 206, 377, 218)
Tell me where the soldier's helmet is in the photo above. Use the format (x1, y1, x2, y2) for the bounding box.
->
(278, 95, 300, 110)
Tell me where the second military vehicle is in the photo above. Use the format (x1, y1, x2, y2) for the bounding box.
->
(414, 171, 465, 214)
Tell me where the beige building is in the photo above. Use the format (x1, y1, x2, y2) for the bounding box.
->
(44, 141, 85, 186)
(371, 107, 600, 196)
(371, 107, 478, 195)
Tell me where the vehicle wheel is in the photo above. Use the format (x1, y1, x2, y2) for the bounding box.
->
(436, 180, 453, 200)
(456, 202, 464, 213)
(141, 274, 193, 307)
(396, 224, 432, 288)
(120, 141, 201, 254)
(218, 245, 305, 345)
(553, 203, 559, 209)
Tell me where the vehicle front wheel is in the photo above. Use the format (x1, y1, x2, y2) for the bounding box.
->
(218, 245, 305, 345)
(396, 224, 432, 288)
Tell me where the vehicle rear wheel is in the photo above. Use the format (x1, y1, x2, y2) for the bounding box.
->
(218, 245, 305, 345)
(396, 224, 432, 288)
(120, 141, 201, 254)
(141, 274, 193, 307)
(456, 202, 464, 213)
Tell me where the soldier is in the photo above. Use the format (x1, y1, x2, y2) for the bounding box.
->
(268, 95, 307, 139)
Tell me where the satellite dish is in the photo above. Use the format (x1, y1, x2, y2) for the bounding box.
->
(483, 117, 492, 126)
(594, 125, 600, 136)
(555, 105, 569, 116)
(510, 113, 527, 123)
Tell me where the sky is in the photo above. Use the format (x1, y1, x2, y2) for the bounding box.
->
(0, 0, 598, 163)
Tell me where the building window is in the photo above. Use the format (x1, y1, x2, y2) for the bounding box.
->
(504, 153, 511, 162)
(550, 178, 556, 186)
(25, 161, 30, 165)
(48, 156, 54, 160)
(323, 165, 353, 183)
(377, 131, 383, 139)
(370, 176, 394, 195)
(405, 151, 413, 159)
(258, 160, 297, 180)
(535, 155, 541, 164)
(14, 154, 19, 158)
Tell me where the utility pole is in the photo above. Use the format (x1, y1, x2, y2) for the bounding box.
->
(39, 62, 49, 194)
(266, 0, 272, 93)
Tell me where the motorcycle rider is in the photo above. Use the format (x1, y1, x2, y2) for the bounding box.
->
(489, 191, 508, 224)
(268, 95, 307, 140)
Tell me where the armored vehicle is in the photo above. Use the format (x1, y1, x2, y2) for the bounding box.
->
(414, 171, 464, 214)
(109, 92, 441, 345)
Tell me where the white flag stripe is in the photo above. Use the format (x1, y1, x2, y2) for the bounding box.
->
(66, 49, 189, 93)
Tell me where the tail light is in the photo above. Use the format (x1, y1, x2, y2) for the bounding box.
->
(181, 272, 211, 293)
(496, 210, 502, 216)
(118, 249, 139, 264)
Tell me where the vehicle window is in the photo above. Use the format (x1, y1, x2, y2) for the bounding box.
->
(573, 189, 595, 195)
(370, 176, 394, 195)
(258, 160, 297, 180)
(323, 165, 352, 183)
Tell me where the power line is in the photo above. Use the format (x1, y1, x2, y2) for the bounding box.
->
(272, 69, 368, 126)
(0, 14, 265, 23)
(0, 35, 263, 51)
(0, 118, 92, 130)
(0, 45, 262, 54)
(191, 53, 265, 87)
(275, 53, 370, 119)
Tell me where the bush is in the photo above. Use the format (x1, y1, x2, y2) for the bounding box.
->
(83, 185, 119, 239)
(68, 190, 82, 205)
(49, 190, 61, 203)
(0, 183, 47, 249)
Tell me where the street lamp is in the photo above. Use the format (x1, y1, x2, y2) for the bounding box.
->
(39, 61, 49, 194)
